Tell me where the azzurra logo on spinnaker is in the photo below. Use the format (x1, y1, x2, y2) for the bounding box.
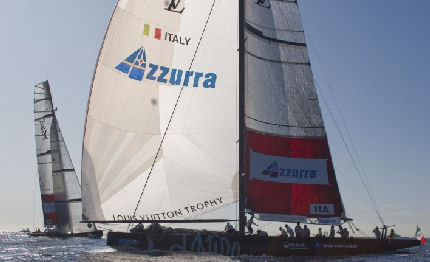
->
(115, 47, 217, 88)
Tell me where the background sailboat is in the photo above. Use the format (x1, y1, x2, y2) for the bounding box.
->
(33, 80, 102, 238)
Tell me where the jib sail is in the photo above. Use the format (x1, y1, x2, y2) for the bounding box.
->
(81, 0, 239, 222)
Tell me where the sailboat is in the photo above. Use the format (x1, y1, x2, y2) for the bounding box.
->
(81, 0, 420, 256)
(32, 80, 103, 238)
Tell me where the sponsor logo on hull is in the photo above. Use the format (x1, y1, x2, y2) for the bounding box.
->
(317, 217, 342, 225)
(250, 149, 329, 185)
(115, 46, 217, 88)
(283, 242, 308, 249)
(258, 213, 307, 223)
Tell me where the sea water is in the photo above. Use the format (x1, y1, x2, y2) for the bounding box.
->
(0, 232, 428, 261)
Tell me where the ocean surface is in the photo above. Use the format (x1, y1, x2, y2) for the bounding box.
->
(0, 232, 428, 261)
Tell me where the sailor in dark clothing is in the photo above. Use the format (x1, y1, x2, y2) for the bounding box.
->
(302, 225, 311, 238)
(337, 225, 345, 238)
(130, 223, 144, 233)
(285, 224, 295, 237)
(279, 226, 287, 236)
(225, 222, 234, 233)
(246, 213, 258, 235)
(294, 222, 302, 238)
(316, 228, 323, 238)
(329, 225, 335, 237)
(257, 229, 268, 237)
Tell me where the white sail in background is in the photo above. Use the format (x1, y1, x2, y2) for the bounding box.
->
(50, 118, 92, 233)
(82, 0, 239, 221)
(34, 81, 91, 233)
(34, 81, 57, 227)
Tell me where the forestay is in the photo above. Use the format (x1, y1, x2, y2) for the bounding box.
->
(244, 0, 345, 221)
(82, 0, 239, 222)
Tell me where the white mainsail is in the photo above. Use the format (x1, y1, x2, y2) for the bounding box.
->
(82, 0, 239, 221)
(34, 80, 92, 233)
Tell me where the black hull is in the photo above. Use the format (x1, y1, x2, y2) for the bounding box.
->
(28, 230, 103, 239)
(107, 230, 420, 257)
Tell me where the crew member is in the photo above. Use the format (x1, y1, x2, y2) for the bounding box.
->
(343, 227, 349, 238)
(130, 223, 144, 233)
(337, 225, 344, 238)
(373, 226, 381, 239)
(285, 224, 295, 237)
(389, 229, 396, 239)
(246, 213, 258, 235)
(329, 225, 335, 238)
(279, 227, 287, 236)
(257, 229, 268, 237)
(295, 222, 303, 238)
(303, 225, 311, 238)
(316, 228, 323, 238)
(225, 222, 234, 233)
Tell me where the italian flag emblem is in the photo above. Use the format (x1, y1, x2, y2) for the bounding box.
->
(415, 225, 426, 245)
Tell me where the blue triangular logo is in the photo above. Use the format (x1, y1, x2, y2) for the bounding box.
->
(115, 47, 147, 81)
(261, 161, 279, 178)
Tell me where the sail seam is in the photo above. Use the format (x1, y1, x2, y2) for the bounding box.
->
(246, 115, 325, 129)
(131, 0, 218, 221)
(52, 169, 75, 173)
(245, 22, 306, 47)
(246, 50, 310, 65)
(34, 97, 52, 103)
(37, 151, 51, 157)
(34, 114, 54, 122)
(245, 20, 303, 33)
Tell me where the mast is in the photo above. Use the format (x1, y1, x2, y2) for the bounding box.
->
(238, 0, 246, 234)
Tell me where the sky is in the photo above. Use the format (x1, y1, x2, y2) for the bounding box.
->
(0, 0, 429, 238)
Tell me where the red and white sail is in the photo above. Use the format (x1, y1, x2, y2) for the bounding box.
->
(244, 0, 345, 221)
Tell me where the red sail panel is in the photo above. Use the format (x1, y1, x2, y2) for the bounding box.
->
(41, 194, 57, 225)
(245, 130, 344, 218)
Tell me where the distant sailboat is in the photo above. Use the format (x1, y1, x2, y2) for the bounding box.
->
(32, 80, 102, 238)
(81, 0, 420, 256)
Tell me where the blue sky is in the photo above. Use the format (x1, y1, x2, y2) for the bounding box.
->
(0, 0, 428, 237)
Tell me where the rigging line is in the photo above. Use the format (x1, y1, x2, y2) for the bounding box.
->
(301, 22, 381, 217)
(131, 0, 217, 222)
(335, 167, 373, 207)
(315, 80, 384, 225)
(302, 21, 382, 225)
(300, 14, 384, 224)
